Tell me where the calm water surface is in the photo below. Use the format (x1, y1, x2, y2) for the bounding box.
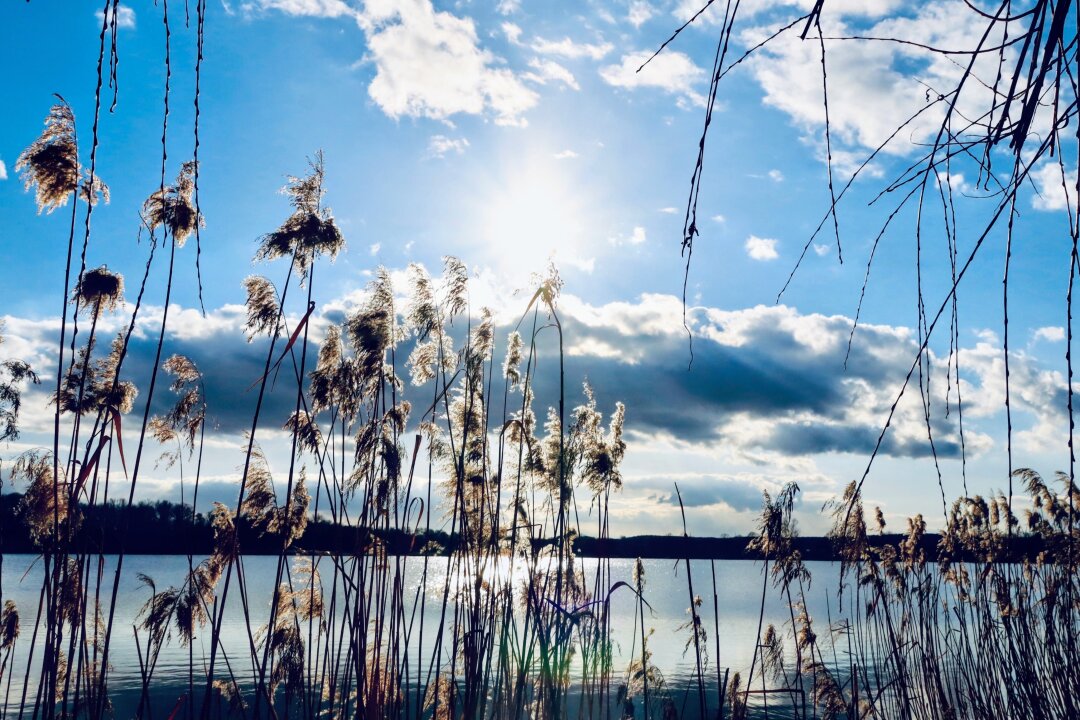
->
(0, 555, 849, 717)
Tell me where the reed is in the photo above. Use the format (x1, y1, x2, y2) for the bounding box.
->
(3, 2, 1080, 716)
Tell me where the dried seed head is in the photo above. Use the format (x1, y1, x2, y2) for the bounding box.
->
(242, 275, 280, 341)
(17, 102, 107, 213)
(255, 153, 345, 280)
(0, 600, 19, 652)
(503, 331, 524, 387)
(143, 161, 203, 246)
(74, 266, 124, 317)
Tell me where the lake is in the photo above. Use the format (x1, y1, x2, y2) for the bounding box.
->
(0, 554, 852, 718)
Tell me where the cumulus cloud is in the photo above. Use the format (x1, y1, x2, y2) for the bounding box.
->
(251, 0, 539, 125)
(745, 235, 778, 260)
(522, 58, 580, 90)
(628, 1, 655, 28)
(531, 36, 614, 60)
(554, 149, 579, 160)
(97, 2, 136, 29)
(496, 0, 520, 15)
(951, 337, 1068, 454)
(548, 295, 1016, 464)
(428, 134, 470, 157)
(356, 0, 538, 126)
(674, 0, 904, 26)
(1034, 326, 1065, 343)
(253, 0, 353, 17)
(5, 284, 1066, 506)
(735, 1, 1043, 176)
(501, 21, 523, 45)
(1031, 161, 1076, 212)
(599, 50, 705, 107)
(0, 160, 7, 181)
(0, 304, 307, 441)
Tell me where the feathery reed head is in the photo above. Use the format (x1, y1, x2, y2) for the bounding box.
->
(255, 153, 344, 280)
(16, 101, 108, 213)
(285, 410, 323, 456)
(503, 330, 524, 387)
(442, 256, 469, 321)
(74, 265, 124, 317)
(150, 354, 205, 463)
(0, 600, 18, 652)
(93, 335, 138, 415)
(0, 322, 39, 442)
(143, 160, 203, 246)
(407, 262, 439, 338)
(242, 275, 280, 341)
(12, 451, 68, 543)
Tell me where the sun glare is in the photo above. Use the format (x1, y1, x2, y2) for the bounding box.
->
(477, 159, 596, 280)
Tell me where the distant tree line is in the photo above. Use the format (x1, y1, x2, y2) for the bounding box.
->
(0, 492, 455, 556)
(0, 492, 1061, 562)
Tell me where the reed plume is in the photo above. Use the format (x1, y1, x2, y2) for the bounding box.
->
(254, 152, 344, 282)
(16, 100, 108, 214)
(0, 323, 39, 443)
(143, 160, 203, 246)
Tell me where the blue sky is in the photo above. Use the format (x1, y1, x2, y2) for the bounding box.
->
(1, 0, 1077, 536)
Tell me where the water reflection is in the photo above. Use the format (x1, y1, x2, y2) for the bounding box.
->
(0, 554, 850, 717)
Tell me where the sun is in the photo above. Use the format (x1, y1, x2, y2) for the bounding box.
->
(475, 157, 596, 281)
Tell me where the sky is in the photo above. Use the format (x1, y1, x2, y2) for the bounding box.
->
(1, 0, 1077, 537)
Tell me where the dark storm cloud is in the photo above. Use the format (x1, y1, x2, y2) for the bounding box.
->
(515, 299, 964, 459)
(3, 292, 1004, 461)
(762, 421, 962, 459)
(105, 329, 305, 436)
(654, 476, 773, 512)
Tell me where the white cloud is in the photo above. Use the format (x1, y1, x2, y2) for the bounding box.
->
(369, 242, 382, 255)
(0, 160, 7, 181)
(554, 149, 579, 160)
(659, 207, 678, 214)
(357, 0, 538, 127)
(1031, 161, 1076, 212)
(1, 286, 1067, 533)
(711, 214, 725, 223)
(522, 58, 579, 90)
(1034, 326, 1065, 343)
(610, 226, 648, 247)
(599, 50, 705, 107)
(501, 21, 523, 45)
(556, 295, 1028, 472)
(252, 0, 353, 18)
(745, 7, 1028, 182)
(813, 243, 830, 256)
(427, 134, 469, 157)
(745, 235, 779, 261)
(531, 36, 614, 60)
(674, 0, 902, 25)
(628, 1, 655, 28)
(937, 171, 974, 195)
(96, 2, 136, 29)
(496, 0, 520, 15)
(741, 3, 1026, 160)
(951, 338, 1068, 454)
(768, 169, 784, 182)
